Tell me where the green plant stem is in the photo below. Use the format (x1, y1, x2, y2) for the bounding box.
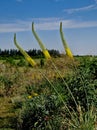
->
(60, 22, 68, 49)
(32, 22, 45, 51)
(50, 59, 78, 108)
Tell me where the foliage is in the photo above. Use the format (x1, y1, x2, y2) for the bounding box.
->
(61, 57, 97, 109)
(17, 94, 63, 130)
(62, 105, 97, 130)
(17, 58, 28, 67)
(5, 57, 16, 66)
(0, 49, 60, 59)
(15, 56, 97, 129)
(0, 56, 97, 129)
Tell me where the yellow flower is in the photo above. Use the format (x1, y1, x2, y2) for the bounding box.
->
(28, 95, 32, 99)
(14, 33, 36, 66)
(32, 92, 38, 97)
(28, 93, 38, 99)
(43, 50, 51, 59)
(26, 57, 36, 66)
(32, 22, 51, 59)
(65, 47, 73, 59)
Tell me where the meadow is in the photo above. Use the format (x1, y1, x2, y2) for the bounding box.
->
(0, 22, 97, 130)
(0, 55, 97, 130)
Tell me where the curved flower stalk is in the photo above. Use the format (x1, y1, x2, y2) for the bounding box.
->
(32, 22, 77, 107)
(32, 22, 51, 59)
(14, 33, 36, 66)
(60, 22, 73, 59)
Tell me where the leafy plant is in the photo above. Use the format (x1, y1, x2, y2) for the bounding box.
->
(17, 94, 63, 130)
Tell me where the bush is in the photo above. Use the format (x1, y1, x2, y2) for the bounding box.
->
(17, 94, 63, 130)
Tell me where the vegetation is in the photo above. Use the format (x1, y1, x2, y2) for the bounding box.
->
(0, 49, 60, 59)
(0, 22, 97, 129)
(0, 55, 97, 129)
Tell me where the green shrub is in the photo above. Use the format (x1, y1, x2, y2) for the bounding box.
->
(17, 94, 63, 130)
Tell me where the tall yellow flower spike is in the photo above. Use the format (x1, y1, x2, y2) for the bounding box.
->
(32, 22, 51, 59)
(60, 22, 73, 59)
(14, 33, 36, 66)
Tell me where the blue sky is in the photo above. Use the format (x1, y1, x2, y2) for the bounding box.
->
(0, 0, 97, 55)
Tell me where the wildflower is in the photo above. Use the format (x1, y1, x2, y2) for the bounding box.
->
(28, 95, 32, 99)
(26, 56, 36, 66)
(32, 92, 38, 97)
(14, 33, 36, 66)
(28, 93, 38, 99)
(32, 22, 51, 59)
(60, 22, 73, 59)
(43, 50, 51, 59)
(65, 47, 73, 58)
